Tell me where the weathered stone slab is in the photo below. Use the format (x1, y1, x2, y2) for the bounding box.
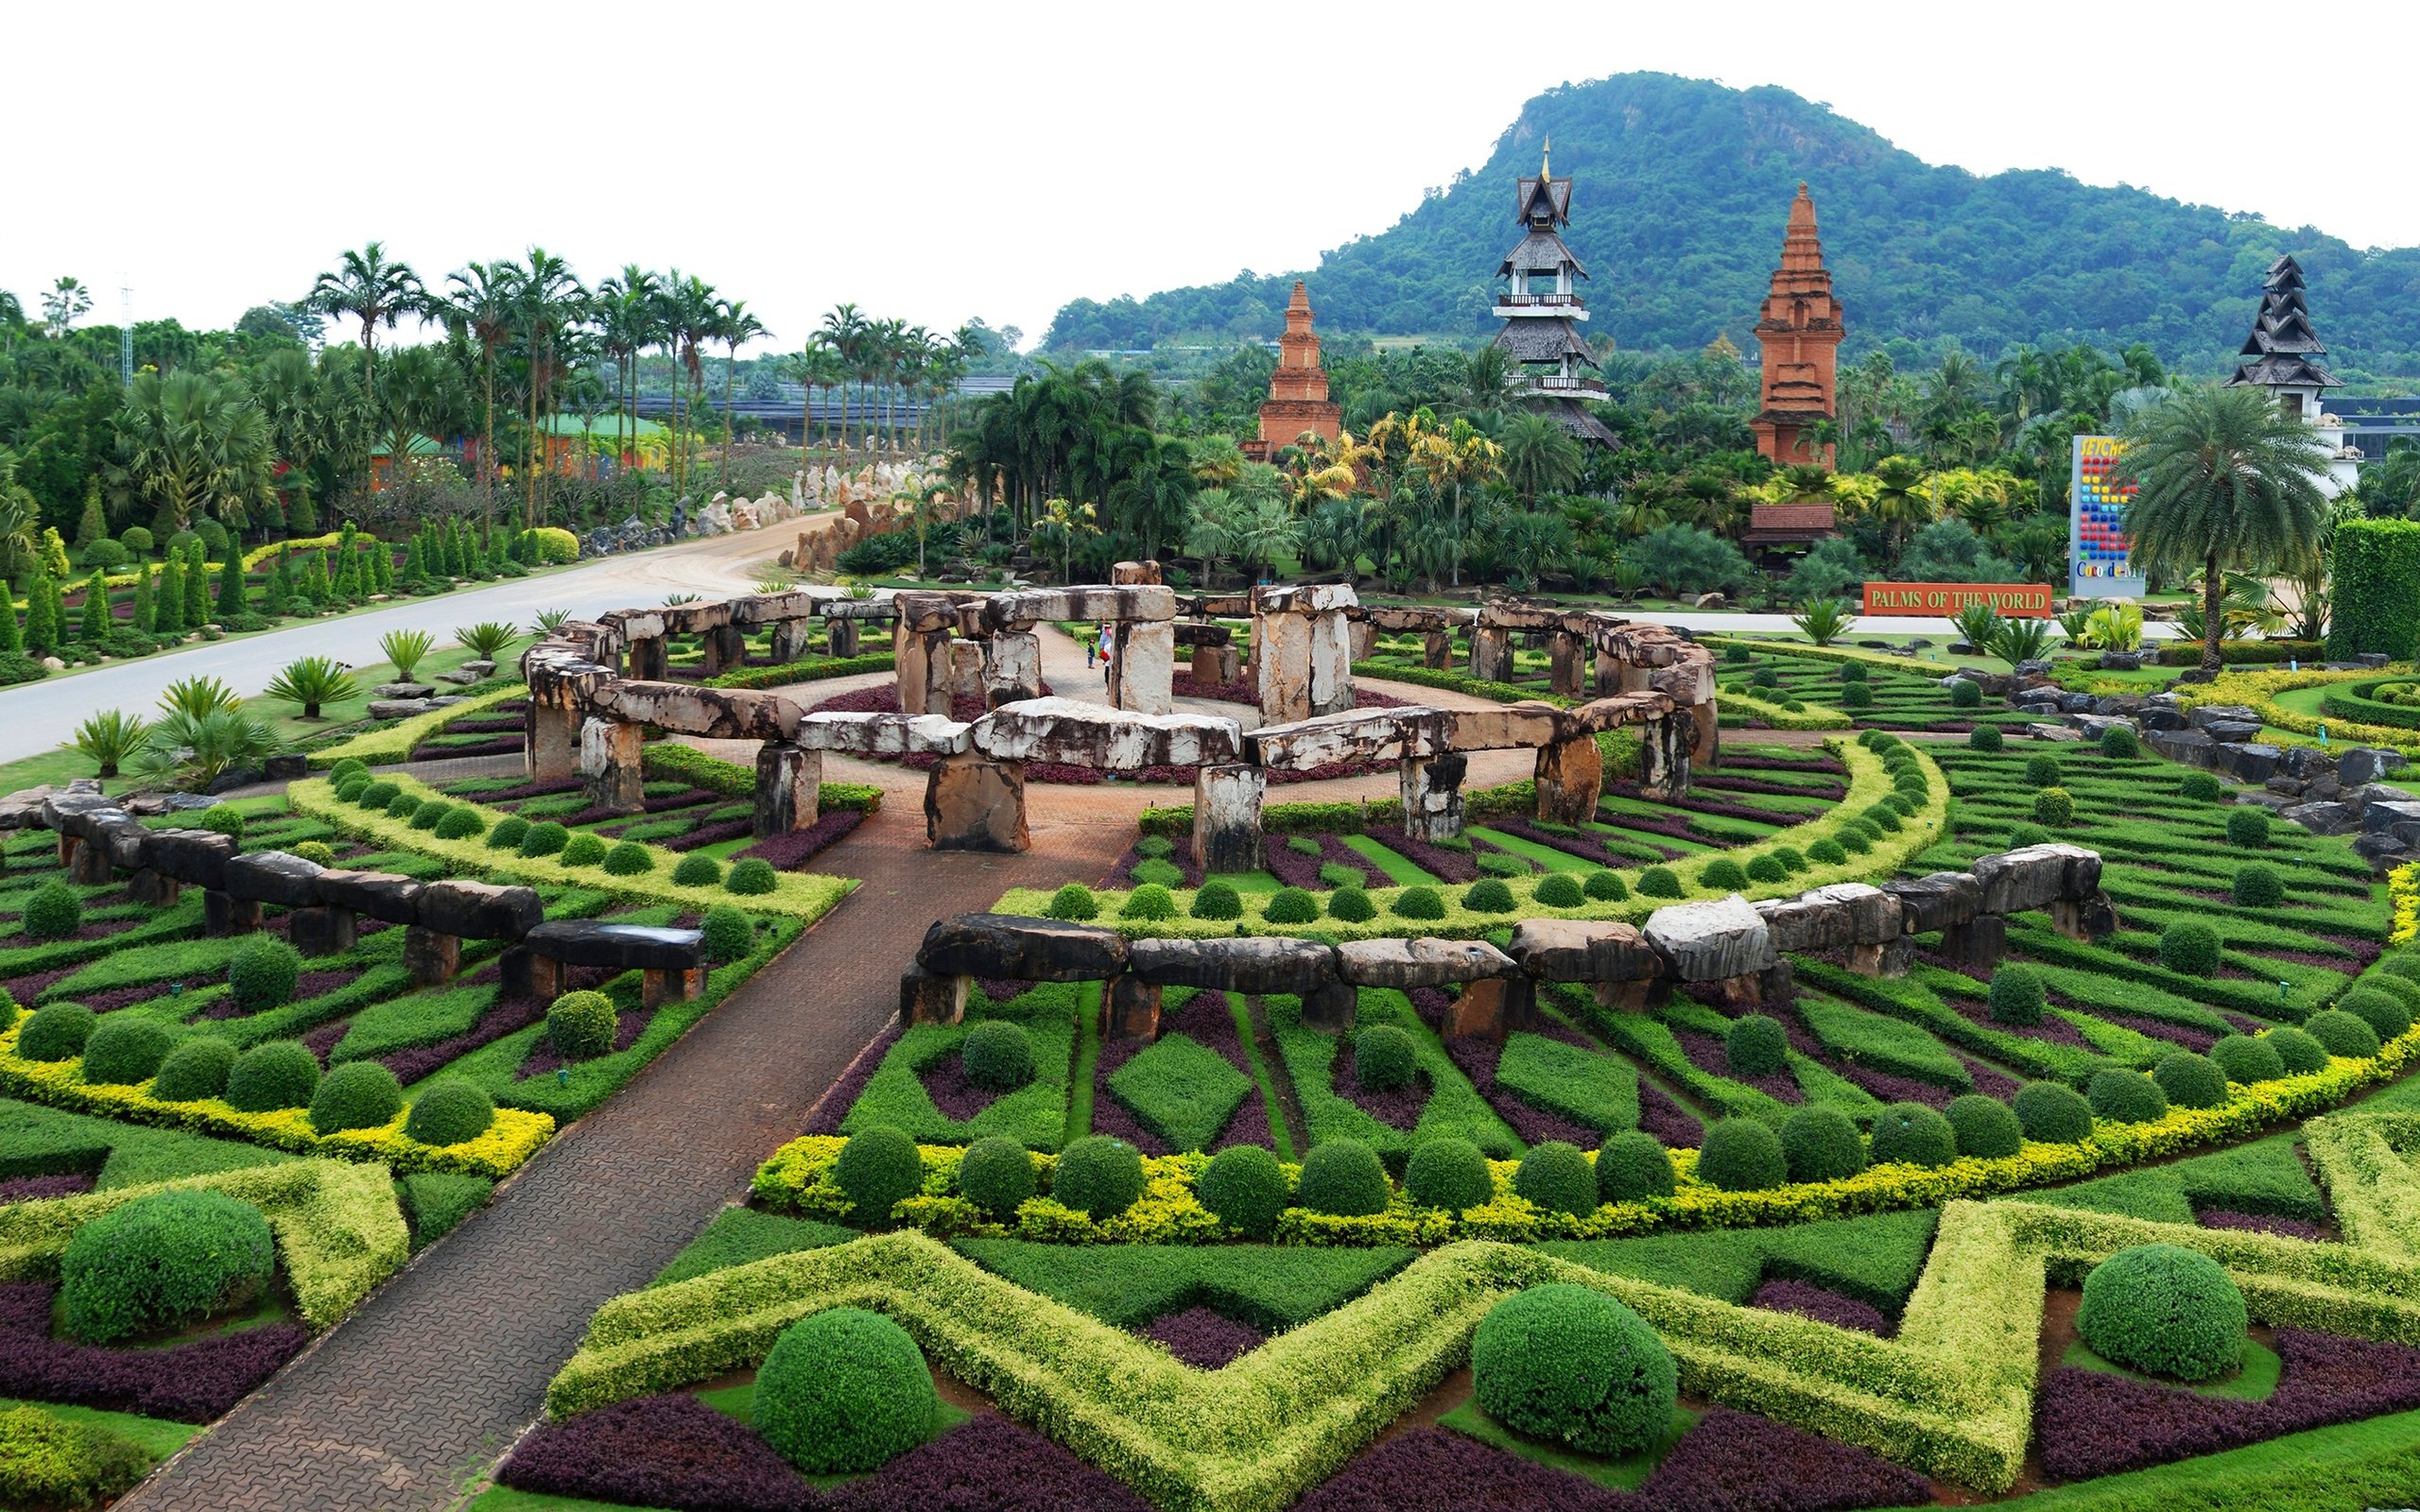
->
(1400, 753, 1467, 842)
(1442, 976, 1537, 1040)
(595, 682, 797, 742)
(917, 914, 1128, 981)
(1336, 936, 1520, 988)
(417, 880, 544, 940)
(1564, 693, 1675, 733)
(1192, 764, 1265, 874)
(1754, 883, 1901, 954)
(2282, 800, 2358, 835)
(972, 698, 1241, 769)
(1972, 844, 2103, 916)
(1507, 920, 1660, 983)
(1108, 620, 1175, 715)
(314, 869, 423, 924)
(223, 850, 328, 907)
(1446, 703, 1566, 752)
(1645, 895, 1778, 982)
(925, 755, 1028, 852)
(1248, 708, 1448, 771)
(898, 965, 969, 1026)
(2187, 704, 2262, 732)
(2146, 728, 2217, 767)
(753, 743, 821, 835)
(1882, 871, 1982, 934)
(1128, 936, 1338, 994)
(146, 830, 236, 892)
(981, 631, 1044, 706)
(983, 586, 1178, 627)
(1534, 735, 1602, 826)
(1253, 583, 1357, 614)
(797, 712, 972, 758)
(2341, 748, 2411, 786)
(2213, 743, 2283, 783)
(522, 920, 705, 971)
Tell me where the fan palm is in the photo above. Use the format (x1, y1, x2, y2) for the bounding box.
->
(68, 710, 147, 779)
(158, 675, 242, 720)
(378, 628, 435, 680)
(1790, 597, 1852, 647)
(137, 708, 278, 789)
(264, 655, 358, 719)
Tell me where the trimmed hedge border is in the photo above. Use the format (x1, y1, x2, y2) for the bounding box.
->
(702, 651, 897, 690)
(306, 679, 526, 770)
(639, 743, 883, 815)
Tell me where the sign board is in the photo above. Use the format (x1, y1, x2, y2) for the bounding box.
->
(1861, 582, 2054, 618)
(2070, 435, 2145, 598)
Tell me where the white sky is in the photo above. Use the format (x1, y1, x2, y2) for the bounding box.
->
(8, 0, 2414, 355)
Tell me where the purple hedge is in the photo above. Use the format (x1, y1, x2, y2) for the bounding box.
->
(0, 1280, 305, 1422)
(1137, 1306, 1266, 1368)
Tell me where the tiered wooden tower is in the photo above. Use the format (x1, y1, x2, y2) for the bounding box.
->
(1493, 139, 1616, 446)
(2227, 255, 2341, 420)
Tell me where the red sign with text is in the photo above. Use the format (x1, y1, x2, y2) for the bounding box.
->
(1860, 582, 2054, 618)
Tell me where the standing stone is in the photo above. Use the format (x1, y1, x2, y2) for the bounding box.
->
(1192, 764, 1266, 874)
(1424, 629, 1454, 670)
(527, 685, 583, 783)
(825, 616, 860, 659)
(1547, 632, 1586, 697)
(925, 755, 1028, 852)
(1216, 644, 1243, 685)
(1401, 753, 1467, 842)
(1940, 913, 2009, 971)
(1470, 625, 1512, 682)
(1102, 973, 1163, 1041)
(700, 624, 748, 677)
(1110, 621, 1175, 715)
(1255, 592, 1355, 723)
(579, 717, 645, 815)
(899, 965, 969, 1026)
(203, 890, 261, 936)
(753, 743, 822, 835)
(1348, 620, 1376, 662)
(1110, 559, 1163, 586)
(1442, 977, 1537, 1040)
(405, 924, 462, 987)
(983, 630, 1044, 706)
(947, 640, 987, 702)
(627, 637, 668, 680)
(125, 868, 179, 907)
(1300, 979, 1357, 1033)
(1638, 713, 1693, 799)
(1534, 735, 1602, 826)
(289, 905, 358, 957)
(769, 618, 813, 662)
(894, 626, 955, 717)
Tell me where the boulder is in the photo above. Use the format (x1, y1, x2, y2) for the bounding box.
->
(2140, 706, 2187, 731)
(223, 850, 328, 907)
(314, 869, 424, 924)
(2187, 704, 2262, 732)
(2146, 728, 2217, 767)
(1506, 919, 1662, 983)
(917, 913, 1127, 982)
(1334, 936, 1520, 988)
(2055, 692, 2098, 714)
(2340, 748, 2411, 787)
(1972, 844, 2102, 915)
(1445, 702, 1566, 753)
(2345, 782, 2416, 813)
(2201, 720, 2264, 746)
(417, 879, 544, 940)
(2352, 833, 2412, 870)
(797, 712, 972, 758)
(2213, 743, 2283, 783)
(1643, 895, 1777, 982)
(2068, 714, 2136, 742)
(2092, 696, 2149, 716)
(2281, 747, 2340, 782)
(1126, 936, 1337, 994)
(2026, 723, 2085, 743)
(1753, 883, 1901, 954)
(366, 698, 439, 719)
(2361, 800, 2420, 837)
(1249, 707, 1449, 771)
(521, 920, 705, 971)
(0, 786, 58, 829)
(372, 681, 437, 699)
(1883, 871, 1982, 934)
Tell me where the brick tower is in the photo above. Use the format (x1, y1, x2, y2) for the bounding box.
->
(1751, 183, 1845, 468)
(1246, 282, 1342, 460)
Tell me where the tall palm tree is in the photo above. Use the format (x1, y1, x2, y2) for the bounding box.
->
(441, 260, 521, 508)
(2115, 384, 2330, 673)
(1497, 411, 1582, 502)
(305, 244, 424, 411)
(596, 266, 662, 485)
(664, 275, 717, 491)
(110, 371, 277, 534)
(715, 298, 767, 483)
(818, 303, 867, 452)
(514, 249, 585, 525)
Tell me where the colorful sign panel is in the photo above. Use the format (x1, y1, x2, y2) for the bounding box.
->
(2070, 435, 2145, 598)
(1860, 582, 2054, 618)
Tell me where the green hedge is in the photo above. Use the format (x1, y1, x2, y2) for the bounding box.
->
(2320, 676, 2420, 732)
(2152, 640, 2325, 667)
(2328, 518, 2420, 663)
(639, 742, 883, 814)
(702, 651, 897, 690)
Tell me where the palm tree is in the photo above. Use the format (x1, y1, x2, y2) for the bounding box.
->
(1868, 454, 1933, 562)
(818, 303, 867, 452)
(2115, 384, 2331, 672)
(1497, 412, 1582, 502)
(715, 298, 767, 483)
(513, 249, 585, 525)
(41, 277, 92, 339)
(665, 275, 718, 490)
(441, 260, 521, 509)
(596, 266, 662, 485)
(111, 371, 277, 534)
(305, 244, 424, 410)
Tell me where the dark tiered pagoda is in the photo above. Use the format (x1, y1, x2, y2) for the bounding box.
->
(2226, 255, 2341, 420)
(1493, 139, 1616, 446)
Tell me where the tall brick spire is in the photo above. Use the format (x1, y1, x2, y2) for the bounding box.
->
(1752, 183, 1845, 468)
(1245, 282, 1341, 459)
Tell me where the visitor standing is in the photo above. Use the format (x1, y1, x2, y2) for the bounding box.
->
(1085, 626, 1098, 670)
(1098, 624, 1115, 688)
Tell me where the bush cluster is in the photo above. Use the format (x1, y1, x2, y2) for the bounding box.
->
(1969, 726, 2003, 752)
(700, 905, 755, 963)
(2087, 1068, 2169, 1124)
(2210, 1034, 2286, 1085)
(1533, 872, 1583, 907)
(1473, 1284, 1677, 1455)
(2152, 1051, 2228, 1110)
(2305, 1008, 2381, 1059)
(2337, 987, 2412, 1043)
(1264, 886, 1320, 923)
(1046, 884, 1098, 920)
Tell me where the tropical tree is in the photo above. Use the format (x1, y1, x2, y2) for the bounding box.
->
(110, 372, 277, 534)
(818, 303, 868, 450)
(305, 244, 424, 410)
(441, 260, 522, 501)
(715, 299, 767, 483)
(41, 277, 92, 338)
(1497, 411, 1582, 501)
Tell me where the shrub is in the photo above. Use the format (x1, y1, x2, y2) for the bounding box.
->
(833, 1125, 925, 1222)
(1045, 883, 1098, 920)
(1807, 838, 1848, 866)
(2226, 808, 2272, 848)
(2181, 770, 2223, 801)
(1191, 881, 1243, 919)
(2210, 1034, 2286, 1085)
(2338, 987, 2412, 1043)
(1946, 1093, 2023, 1159)
(726, 858, 778, 896)
(2088, 1068, 2169, 1124)
(1582, 870, 1629, 901)
(518, 820, 571, 858)
(598, 838, 651, 875)
(1597, 1131, 1674, 1201)
(223, 1040, 320, 1110)
(309, 1060, 403, 1134)
(1835, 828, 1873, 856)
(406, 799, 449, 833)
(335, 776, 371, 804)
(2100, 725, 2140, 758)
(194, 803, 247, 842)
(558, 832, 607, 867)
(1513, 1142, 1599, 1216)
(1295, 1138, 1392, 1216)
(754, 1307, 934, 1473)
(1638, 866, 1683, 899)
(2033, 787, 2074, 827)
(1690, 858, 1744, 894)
(2015, 1080, 2095, 1143)
(222, 939, 304, 1021)
(1264, 886, 1320, 923)
(1136, 834, 1175, 858)
(1868, 1102, 1957, 1167)
(671, 853, 723, 887)
(1533, 871, 1584, 907)
(1743, 854, 1789, 885)
(434, 806, 486, 840)
(1405, 1138, 1495, 1212)
(0, 1404, 148, 1506)
(2152, 1051, 2229, 1110)
(1987, 966, 2047, 1026)
(386, 794, 423, 823)
(1949, 679, 1982, 709)
(962, 1020, 1035, 1091)
(1723, 1014, 1788, 1078)
(2077, 1244, 2248, 1383)
(1392, 885, 1446, 920)
(355, 780, 399, 810)
(59, 1189, 275, 1344)
(1473, 1284, 1677, 1455)
(2024, 754, 2064, 788)
(1841, 683, 1874, 709)
(546, 989, 618, 1060)
(1199, 1144, 1289, 1238)
(700, 905, 754, 964)
(1749, 666, 1779, 689)
(1353, 1024, 1419, 1092)
(1780, 1105, 1868, 1183)
(2304, 1008, 2381, 1059)
(151, 1036, 237, 1101)
(1462, 878, 1516, 913)
(2230, 863, 2283, 907)
(1327, 885, 1375, 922)
(1969, 726, 2004, 752)
(78, 1017, 172, 1086)
(21, 881, 81, 941)
(487, 816, 530, 850)
(1697, 1118, 1786, 1192)
(2006, 823, 2051, 847)
(403, 1079, 495, 1145)
(2158, 920, 2223, 977)
(1052, 1135, 1146, 1219)
(2266, 1025, 2330, 1074)
(957, 1136, 1036, 1217)
(328, 757, 370, 785)
(16, 1004, 96, 1061)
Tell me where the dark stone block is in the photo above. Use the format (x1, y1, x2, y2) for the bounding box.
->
(2213, 743, 2282, 783)
(2202, 720, 2263, 745)
(1101, 973, 1163, 1041)
(146, 830, 236, 891)
(521, 920, 705, 972)
(899, 964, 968, 1025)
(405, 924, 461, 986)
(915, 913, 1127, 982)
(288, 905, 358, 957)
(2187, 704, 2261, 731)
(499, 946, 566, 1003)
(1507, 919, 1663, 982)
(1299, 978, 1358, 1033)
(224, 850, 328, 907)
(2146, 728, 2217, 767)
(1126, 936, 1336, 994)
(203, 890, 261, 936)
(2140, 707, 2187, 731)
(265, 754, 308, 782)
(417, 880, 544, 941)
(1881, 871, 1981, 934)
(314, 869, 423, 925)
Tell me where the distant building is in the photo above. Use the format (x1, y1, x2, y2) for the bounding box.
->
(1492, 139, 1616, 447)
(1241, 282, 1342, 462)
(1751, 184, 1844, 471)
(2224, 255, 2361, 495)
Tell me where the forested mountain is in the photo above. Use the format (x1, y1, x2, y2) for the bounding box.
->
(1046, 73, 2420, 378)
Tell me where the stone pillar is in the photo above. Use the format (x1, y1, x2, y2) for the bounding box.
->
(579, 717, 645, 815)
(1594, 649, 1619, 697)
(947, 640, 987, 702)
(1102, 973, 1162, 1041)
(289, 905, 357, 957)
(1111, 559, 1163, 586)
(126, 868, 179, 907)
(1593, 979, 1656, 1013)
(501, 945, 567, 1003)
(1191, 764, 1266, 874)
(527, 687, 582, 783)
(642, 966, 704, 1008)
(1400, 753, 1467, 842)
(769, 618, 813, 662)
(68, 841, 114, 887)
(1424, 629, 1453, 670)
(1534, 736, 1603, 826)
(824, 616, 860, 659)
(895, 625, 955, 716)
(1216, 644, 1243, 685)
(1690, 700, 1720, 775)
(899, 965, 969, 1026)
(1189, 641, 1224, 683)
(700, 624, 748, 677)
(1547, 632, 1585, 697)
(2052, 893, 2118, 942)
(1307, 610, 1354, 716)
(54, 833, 75, 868)
(1639, 714, 1693, 800)
(1348, 620, 1376, 662)
(627, 636, 668, 681)
(982, 630, 1043, 706)
(203, 891, 260, 936)
(925, 755, 1029, 852)
(1846, 937, 1914, 978)
(1301, 980, 1357, 1033)
(405, 925, 461, 987)
(1940, 915, 2009, 972)
(1109, 621, 1175, 715)
(1442, 977, 1537, 1040)
(1470, 625, 1512, 682)
(1256, 610, 1305, 723)
(753, 743, 822, 835)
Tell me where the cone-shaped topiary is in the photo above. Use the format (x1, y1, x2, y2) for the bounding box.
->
(1405, 1137, 1495, 1213)
(1294, 1138, 1391, 1216)
(833, 1125, 924, 1224)
(1473, 1284, 1677, 1455)
(753, 1307, 934, 1473)
(1780, 1105, 1868, 1183)
(1697, 1118, 1786, 1192)
(2077, 1244, 2247, 1383)
(1512, 1142, 1599, 1216)
(1051, 1135, 1145, 1219)
(1199, 1144, 1289, 1238)
(956, 1136, 1035, 1217)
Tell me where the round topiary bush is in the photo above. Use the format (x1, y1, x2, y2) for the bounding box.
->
(1533, 871, 1584, 908)
(1834, 826, 1873, 855)
(2024, 753, 2064, 788)
(2181, 771, 2223, 801)
(1353, 1024, 1419, 1092)
(545, 989, 617, 1060)
(725, 858, 778, 896)
(1295, 1138, 1392, 1216)
(1121, 884, 1176, 920)
(700, 905, 754, 964)
(308, 1060, 402, 1134)
(1949, 679, 1983, 709)
(671, 853, 722, 887)
(2088, 1068, 2169, 1124)
(2226, 808, 2272, 848)
(15, 1004, 96, 1062)
(1052, 1135, 1146, 1219)
(78, 1018, 172, 1086)
(408, 800, 451, 833)
(1806, 838, 1848, 867)
(386, 794, 423, 823)
(962, 1020, 1035, 1092)
(1724, 1014, 1788, 1078)
(1473, 1284, 1677, 1455)
(2305, 1008, 2381, 1059)
(1513, 1142, 1599, 1216)
(1392, 885, 1446, 920)
(599, 839, 652, 875)
(486, 816, 530, 850)
(1405, 1137, 1495, 1212)
(403, 1079, 495, 1145)
(355, 781, 399, 811)
(2077, 1244, 2248, 1383)
(1191, 880, 1243, 919)
(559, 832, 608, 867)
(1697, 1118, 1787, 1192)
(1596, 1131, 1673, 1202)
(334, 776, 371, 804)
(2158, 920, 2223, 977)
(2266, 1025, 2330, 1074)
(2015, 1080, 2095, 1143)
(328, 757, 369, 786)
(1327, 886, 1376, 922)
(1780, 1105, 1868, 1183)
(2231, 863, 2284, 908)
(1841, 683, 1875, 710)
(1264, 886, 1320, 923)
(2153, 1051, 2230, 1111)
(2033, 787, 2075, 827)
(1869, 1102, 1958, 1167)
(21, 882, 81, 942)
(151, 1036, 237, 1102)
(1946, 1093, 2023, 1159)
(1742, 854, 1789, 886)
(1969, 726, 2004, 752)
(227, 936, 301, 1014)
(1463, 878, 1516, 914)
(223, 1040, 319, 1111)
(957, 1136, 1036, 1217)
(1698, 858, 1748, 891)
(2002, 823, 2049, 848)
(1584, 869, 1629, 900)
(2210, 1034, 2286, 1086)
(1199, 1144, 1289, 1238)
(1045, 883, 1098, 920)
(2100, 725, 2140, 759)
(1982, 965, 2047, 1027)
(1637, 867, 1683, 899)
(518, 820, 570, 858)
(833, 1125, 924, 1223)
(434, 807, 486, 841)
(59, 1190, 276, 1344)
(2337, 988, 2412, 1044)
(1861, 803, 1904, 833)
(753, 1307, 934, 1473)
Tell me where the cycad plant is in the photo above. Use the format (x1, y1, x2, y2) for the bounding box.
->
(1950, 603, 2007, 656)
(378, 628, 434, 680)
(70, 710, 147, 778)
(530, 608, 571, 637)
(454, 621, 518, 660)
(138, 708, 277, 788)
(264, 655, 358, 719)
(1988, 616, 2057, 669)
(158, 675, 242, 720)
(1789, 597, 1852, 647)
